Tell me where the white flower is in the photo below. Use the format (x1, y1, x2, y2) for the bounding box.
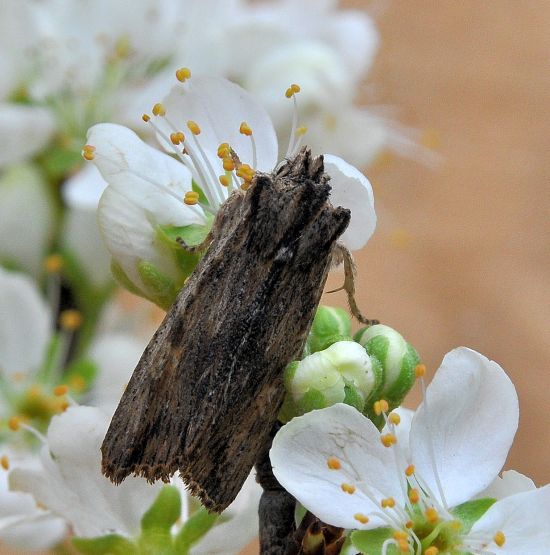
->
(270, 347, 550, 554)
(85, 75, 376, 303)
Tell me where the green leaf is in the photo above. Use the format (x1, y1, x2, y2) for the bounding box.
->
(141, 486, 182, 534)
(351, 528, 397, 555)
(452, 498, 496, 534)
(72, 534, 138, 555)
(174, 507, 218, 553)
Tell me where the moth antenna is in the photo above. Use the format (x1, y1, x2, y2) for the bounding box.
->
(334, 242, 379, 326)
(176, 231, 213, 254)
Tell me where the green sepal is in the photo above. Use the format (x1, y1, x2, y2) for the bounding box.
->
(191, 180, 209, 205)
(174, 507, 218, 553)
(451, 498, 496, 534)
(307, 306, 352, 354)
(72, 534, 138, 555)
(137, 260, 177, 310)
(139, 486, 181, 552)
(283, 361, 299, 391)
(343, 381, 365, 413)
(384, 343, 419, 406)
(111, 260, 148, 299)
(351, 527, 397, 555)
(295, 388, 327, 415)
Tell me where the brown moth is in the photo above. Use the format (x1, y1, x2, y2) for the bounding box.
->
(101, 148, 355, 512)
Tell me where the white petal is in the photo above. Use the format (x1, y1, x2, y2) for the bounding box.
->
(63, 163, 108, 210)
(383, 406, 414, 461)
(0, 104, 55, 168)
(0, 165, 56, 275)
(323, 155, 376, 251)
(86, 334, 146, 411)
(10, 406, 161, 537)
(410, 347, 519, 508)
(270, 403, 404, 529)
(0, 268, 50, 377)
(467, 485, 550, 555)
(0, 511, 67, 551)
(477, 470, 536, 500)
(161, 76, 278, 173)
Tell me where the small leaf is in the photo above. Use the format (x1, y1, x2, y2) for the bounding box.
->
(72, 534, 138, 555)
(452, 498, 496, 533)
(141, 486, 182, 533)
(174, 507, 218, 553)
(351, 528, 397, 555)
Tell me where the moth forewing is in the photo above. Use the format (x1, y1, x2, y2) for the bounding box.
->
(101, 148, 351, 512)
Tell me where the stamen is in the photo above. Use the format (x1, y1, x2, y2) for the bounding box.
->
(341, 482, 356, 494)
(217, 143, 231, 158)
(284, 83, 302, 158)
(493, 531, 505, 547)
(170, 131, 185, 145)
(381, 497, 396, 508)
(405, 465, 415, 477)
(381, 433, 397, 447)
(81, 145, 96, 161)
(425, 547, 439, 555)
(374, 399, 389, 416)
(425, 507, 439, 523)
(415, 363, 426, 378)
(7, 416, 20, 431)
(1, 455, 8, 470)
(8, 416, 46, 442)
(152, 103, 166, 117)
(53, 384, 69, 396)
(59, 309, 83, 331)
(223, 157, 235, 171)
(142, 114, 151, 122)
(389, 412, 401, 425)
(327, 457, 341, 470)
(187, 120, 201, 135)
(219, 175, 230, 187)
(239, 122, 252, 136)
(44, 254, 63, 274)
(175, 67, 191, 82)
(184, 191, 200, 206)
(354, 513, 369, 524)
(408, 489, 420, 504)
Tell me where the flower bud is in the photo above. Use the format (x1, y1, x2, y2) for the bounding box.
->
(305, 306, 352, 355)
(280, 341, 382, 422)
(355, 324, 420, 415)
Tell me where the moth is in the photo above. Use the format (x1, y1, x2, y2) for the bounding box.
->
(101, 147, 370, 512)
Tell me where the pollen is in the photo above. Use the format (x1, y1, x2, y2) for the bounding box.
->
(239, 121, 253, 136)
(397, 539, 409, 553)
(415, 363, 426, 378)
(217, 142, 230, 158)
(175, 67, 192, 82)
(408, 489, 420, 504)
(184, 191, 200, 206)
(327, 457, 341, 470)
(493, 531, 506, 547)
(0, 455, 8, 470)
(222, 157, 235, 171)
(59, 309, 83, 330)
(425, 507, 439, 523)
(425, 547, 439, 555)
(170, 131, 185, 145)
(381, 497, 396, 508)
(142, 113, 151, 122)
(285, 83, 301, 98)
(341, 482, 356, 494)
(405, 464, 415, 476)
(405, 520, 413, 529)
(374, 399, 389, 415)
(81, 144, 96, 161)
(44, 253, 63, 273)
(219, 175, 230, 187)
(389, 412, 401, 425)
(393, 531, 408, 541)
(236, 164, 255, 182)
(152, 103, 166, 117)
(380, 433, 397, 447)
(53, 384, 69, 397)
(8, 416, 21, 431)
(354, 513, 369, 524)
(187, 120, 201, 135)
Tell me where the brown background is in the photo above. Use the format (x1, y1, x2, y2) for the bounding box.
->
(2, 1, 549, 554)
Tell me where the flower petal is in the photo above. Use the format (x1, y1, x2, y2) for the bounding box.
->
(467, 485, 550, 555)
(0, 268, 50, 377)
(410, 347, 519, 507)
(270, 403, 404, 529)
(161, 76, 278, 173)
(323, 154, 376, 251)
(477, 470, 536, 500)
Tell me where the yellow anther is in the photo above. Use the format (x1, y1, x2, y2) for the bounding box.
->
(175, 67, 192, 82)
(425, 507, 439, 523)
(170, 131, 185, 145)
(1, 455, 9, 470)
(44, 254, 63, 273)
(381, 497, 396, 508)
(425, 547, 439, 555)
(187, 120, 201, 135)
(142, 113, 151, 122)
(8, 416, 21, 431)
(397, 539, 409, 553)
(405, 464, 415, 477)
(152, 103, 166, 117)
(59, 400, 70, 412)
(408, 489, 420, 504)
(239, 122, 253, 136)
(393, 531, 408, 541)
(81, 144, 96, 161)
(222, 157, 235, 171)
(184, 191, 199, 206)
(340, 483, 356, 494)
(405, 520, 414, 529)
(285, 87, 294, 98)
(374, 399, 389, 415)
(380, 433, 397, 448)
(219, 175, 230, 187)
(291, 83, 301, 93)
(327, 457, 341, 470)
(217, 142, 230, 158)
(415, 363, 426, 378)
(59, 309, 83, 331)
(379, 399, 389, 412)
(53, 384, 69, 397)
(236, 164, 255, 181)
(69, 375, 86, 392)
(354, 513, 369, 524)
(296, 126, 308, 136)
(240, 182, 251, 191)
(493, 531, 506, 547)
(389, 412, 401, 425)
(26, 384, 42, 399)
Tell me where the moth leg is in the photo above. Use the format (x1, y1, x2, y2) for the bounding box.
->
(332, 243, 379, 326)
(176, 231, 213, 254)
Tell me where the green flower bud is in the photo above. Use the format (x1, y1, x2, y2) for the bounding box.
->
(355, 324, 420, 412)
(280, 341, 381, 421)
(306, 306, 352, 355)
